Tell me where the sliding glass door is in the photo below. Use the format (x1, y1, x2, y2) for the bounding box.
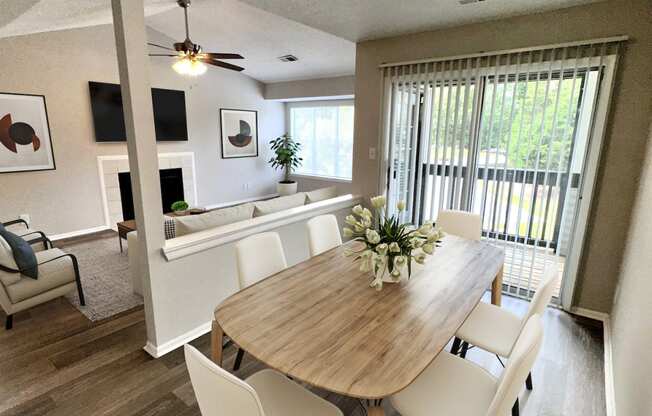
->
(381, 44, 618, 304)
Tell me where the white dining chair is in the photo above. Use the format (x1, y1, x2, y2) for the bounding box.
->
(232, 232, 288, 370)
(390, 315, 543, 416)
(184, 345, 343, 416)
(451, 264, 558, 392)
(306, 214, 342, 257)
(436, 210, 482, 241)
(236, 232, 288, 289)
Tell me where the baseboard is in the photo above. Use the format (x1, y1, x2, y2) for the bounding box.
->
(143, 321, 212, 358)
(603, 316, 616, 416)
(570, 307, 615, 416)
(50, 225, 110, 241)
(203, 193, 279, 210)
(569, 306, 609, 322)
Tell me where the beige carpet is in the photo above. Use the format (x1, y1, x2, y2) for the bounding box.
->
(55, 230, 143, 322)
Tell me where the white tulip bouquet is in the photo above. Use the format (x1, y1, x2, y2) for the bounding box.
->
(343, 195, 444, 290)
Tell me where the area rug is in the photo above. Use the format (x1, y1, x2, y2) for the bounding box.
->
(55, 230, 143, 322)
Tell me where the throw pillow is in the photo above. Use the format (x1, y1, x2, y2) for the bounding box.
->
(174, 203, 255, 236)
(305, 186, 338, 203)
(0, 228, 38, 279)
(253, 193, 307, 217)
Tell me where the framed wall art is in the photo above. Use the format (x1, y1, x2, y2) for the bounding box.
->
(0, 92, 55, 174)
(219, 108, 258, 159)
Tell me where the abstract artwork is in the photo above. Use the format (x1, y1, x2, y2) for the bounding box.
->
(220, 108, 258, 158)
(0, 93, 55, 173)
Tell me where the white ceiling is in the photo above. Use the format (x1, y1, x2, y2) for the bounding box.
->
(145, 0, 356, 83)
(0, 0, 602, 84)
(237, 0, 601, 42)
(0, 0, 176, 39)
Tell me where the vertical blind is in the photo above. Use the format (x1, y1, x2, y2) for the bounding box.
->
(379, 37, 624, 301)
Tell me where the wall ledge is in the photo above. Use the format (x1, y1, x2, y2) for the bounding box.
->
(162, 194, 362, 261)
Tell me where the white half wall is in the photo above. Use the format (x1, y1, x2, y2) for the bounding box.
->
(0, 24, 284, 236)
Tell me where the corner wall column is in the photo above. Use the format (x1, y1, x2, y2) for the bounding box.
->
(111, 0, 166, 350)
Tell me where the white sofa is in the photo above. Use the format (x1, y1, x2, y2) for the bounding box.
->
(127, 186, 340, 295)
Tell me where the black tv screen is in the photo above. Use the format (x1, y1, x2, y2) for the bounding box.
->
(89, 81, 188, 142)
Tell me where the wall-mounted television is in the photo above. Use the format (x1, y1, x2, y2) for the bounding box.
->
(89, 81, 188, 142)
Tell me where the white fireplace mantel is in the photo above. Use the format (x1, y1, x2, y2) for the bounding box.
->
(97, 152, 197, 230)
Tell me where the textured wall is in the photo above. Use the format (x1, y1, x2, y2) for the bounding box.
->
(610, 119, 652, 415)
(0, 24, 284, 236)
(352, 0, 652, 312)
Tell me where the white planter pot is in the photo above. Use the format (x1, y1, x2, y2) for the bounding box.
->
(277, 181, 298, 196)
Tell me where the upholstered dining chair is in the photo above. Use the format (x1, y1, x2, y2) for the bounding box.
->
(0, 242, 85, 329)
(185, 344, 343, 416)
(436, 210, 482, 241)
(232, 232, 288, 370)
(451, 265, 558, 393)
(390, 315, 543, 416)
(2, 219, 52, 251)
(306, 214, 342, 257)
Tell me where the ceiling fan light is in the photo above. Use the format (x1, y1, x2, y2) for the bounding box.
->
(189, 60, 207, 76)
(172, 58, 192, 75)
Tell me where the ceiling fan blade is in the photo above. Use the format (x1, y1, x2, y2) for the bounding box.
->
(149, 54, 179, 57)
(148, 42, 175, 51)
(204, 59, 245, 72)
(203, 52, 244, 60)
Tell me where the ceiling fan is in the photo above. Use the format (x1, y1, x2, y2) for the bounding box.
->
(148, 0, 244, 76)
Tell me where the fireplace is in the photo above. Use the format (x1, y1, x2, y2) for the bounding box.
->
(118, 168, 185, 221)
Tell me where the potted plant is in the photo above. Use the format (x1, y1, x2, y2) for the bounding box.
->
(171, 200, 189, 215)
(343, 195, 444, 291)
(268, 133, 302, 196)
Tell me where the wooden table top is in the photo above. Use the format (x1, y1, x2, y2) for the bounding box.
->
(214, 235, 504, 399)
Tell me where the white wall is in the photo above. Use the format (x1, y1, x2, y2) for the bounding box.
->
(264, 75, 354, 101)
(610, 120, 652, 416)
(0, 24, 284, 236)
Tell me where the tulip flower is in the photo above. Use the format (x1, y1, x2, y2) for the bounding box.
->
(370, 195, 387, 210)
(397, 200, 406, 212)
(415, 253, 426, 264)
(352, 205, 364, 215)
(345, 215, 358, 226)
(389, 242, 401, 253)
(343, 227, 354, 238)
(422, 243, 434, 254)
(366, 229, 381, 244)
(376, 243, 388, 256)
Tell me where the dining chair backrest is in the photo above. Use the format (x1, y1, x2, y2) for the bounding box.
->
(520, 264, 558, 332)
(485, 315, 544, 416)
(235, 232, 288, 290)
(436, 210, 482, 241)
(307, 215, 342, 257)
(184, 344, 265, 416)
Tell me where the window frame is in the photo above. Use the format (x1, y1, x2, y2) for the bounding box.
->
(285, 99, 355, 182)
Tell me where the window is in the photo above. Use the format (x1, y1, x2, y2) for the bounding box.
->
(288, 101, 354, 180)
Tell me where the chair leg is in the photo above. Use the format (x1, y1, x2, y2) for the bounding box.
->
(233, 348, 245, 371)
(512, 398, 519, 416)
(460, 341, 469, 359)
(5, 315, 13, 330)
(70, 254, 85, 306)
(450, 337, 462, 355)
(526, 372, 533, 390)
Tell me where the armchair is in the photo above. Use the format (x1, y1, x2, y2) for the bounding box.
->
(0, 247, 85, 330)
(2, 219, 53, 251)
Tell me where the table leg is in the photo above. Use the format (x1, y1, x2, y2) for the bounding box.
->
(119, 234, 123, 253)
(211, 319, 224, 366)
(491, 264, 503, 306)
(368, 406, 385, 416)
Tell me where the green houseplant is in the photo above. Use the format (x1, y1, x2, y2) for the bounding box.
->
(171, 200, 189, 214)
(268, 134, 302, 195)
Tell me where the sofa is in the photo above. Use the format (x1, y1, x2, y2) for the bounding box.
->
(127, 186, 339, 295)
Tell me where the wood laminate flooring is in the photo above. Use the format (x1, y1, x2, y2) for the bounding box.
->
(0, 294, 605, 415)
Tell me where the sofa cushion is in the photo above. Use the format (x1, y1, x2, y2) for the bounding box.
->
(0, 228, 38, 279)
(305, 186, 338, 203)
(5, 248, 75, 303)
(253, 193, 307, 217)
(174, 204, 255, 237)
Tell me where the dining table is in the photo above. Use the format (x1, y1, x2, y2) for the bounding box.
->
(211, 235, 504, 415)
